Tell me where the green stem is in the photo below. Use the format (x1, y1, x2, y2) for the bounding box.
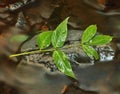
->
(62, 43, 82, 49)
(9, 48, 54, 58)
(9, 43, 82, 58)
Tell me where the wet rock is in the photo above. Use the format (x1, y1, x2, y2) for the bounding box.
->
(20, 30, 89, 65)
(0, 21, 6, 26)
(25, 0, 54, 26)
(26, 14, 43, 26)
(7, 0, 35, 11)
(0, 7, 8, 12)
(19, 29, 118, 93)
(24, 53, 57, 72)
(22, 0, 35, 5)
(0, 26, 26, 59)
(53, 0, 120, 40)
(96, 43, 116, 62)
(0, 13, 9, 19)
(74, 61, 120, 94)
(20, 30, 83, 51)
(0, 7, 16, 25)
(7, 2, 23, 11)
(0, 62, 71, 94)
(16, 12, 30, 31)
(63, 84, 97, 94)
(0, 7, 10, 23)
(20, 29, 117, 69)
(56, 0, 108, 30)
(0, 0, 19, 5)
(5, 0, 54, 21)
(83, 0, 105, 10)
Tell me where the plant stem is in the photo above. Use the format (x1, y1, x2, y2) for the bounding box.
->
(9, 43, 82, 58)
(9, 48, 54, 58)
(62, 43, 82, 49)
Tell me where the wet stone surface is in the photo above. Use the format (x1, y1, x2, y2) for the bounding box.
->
(24, 53, 58, 72)
(19, 29, 119, 94)
(20, 29, 117, 71)
(15, 12, 30, 31)
(6, 0, 35, 11)
(96, 44, 116, 62)
(20, 30, 90, 71)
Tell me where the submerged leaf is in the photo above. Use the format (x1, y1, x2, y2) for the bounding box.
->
(37, 31, 53, 49)
(52, 17, 69, 48)
(82, 45, 99, 60)
(10, 35, 28, 42)
(53, 50, 76, 79)
(88, 35, 112, 45)
(82, 25, 97, 44)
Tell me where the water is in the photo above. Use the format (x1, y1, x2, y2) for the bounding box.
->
(0, 0, 120, 94)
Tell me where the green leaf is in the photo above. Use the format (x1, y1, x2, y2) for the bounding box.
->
(52, 17, 69, 48)
(82, 25, 97, 44)
(82, 45, 99, 60)
(88, 35, 112, 46)
(53, 50, 76, 79)
(10, 35, 28, 42)
(37, 31, 53, 49)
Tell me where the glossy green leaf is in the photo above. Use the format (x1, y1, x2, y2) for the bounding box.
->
(10, 35, 28, 42)
(82, 45, 99, 60)
(88, 35, 112, 46)
(52, 17, 69, 48)
(82, 25, 97, 44)
(53, 50, 76, 79)
(37, 31, 53, 49)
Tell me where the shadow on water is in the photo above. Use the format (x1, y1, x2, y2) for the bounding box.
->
(0, 0, 120, 94)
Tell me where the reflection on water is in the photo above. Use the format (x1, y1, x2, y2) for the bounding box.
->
(0, 63, 71, 94)
(0, 0, 120, 94)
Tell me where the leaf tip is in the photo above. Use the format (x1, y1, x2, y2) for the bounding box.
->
(91, 24, 97, 28)
(110, 35, 113, 40)
(66, 16, 70, 19)
(65, 17, 70, 22)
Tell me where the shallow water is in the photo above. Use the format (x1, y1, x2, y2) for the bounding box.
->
(0, 0, 120, 94)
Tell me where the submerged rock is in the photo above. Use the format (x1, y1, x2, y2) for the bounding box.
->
(7, 0, 35, 11)
(16, 12, 30, 31)
(7, 2, 23, 11)
(0, 62, 71, 94)
(74, 61, 120, 94)
(20, 30, 90, 69)
(20, 29, 116, 69)
(96, 43, 116, 62)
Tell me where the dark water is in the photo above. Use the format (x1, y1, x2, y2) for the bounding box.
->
(0, 0, 120, 94)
